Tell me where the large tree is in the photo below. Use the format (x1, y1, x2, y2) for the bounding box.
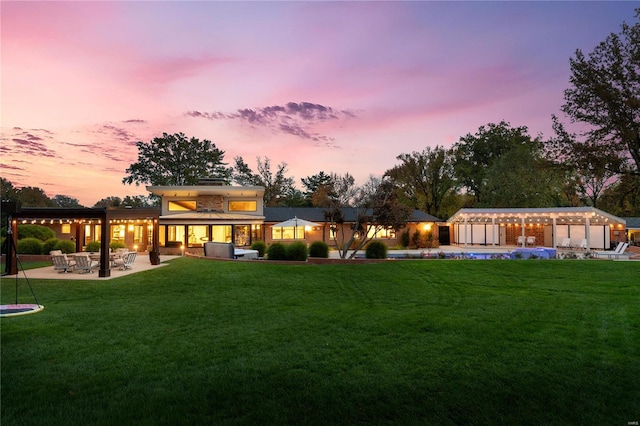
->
(452, 121, 543, 206)
(122, 132, 231, 187)
(384, 146, 455, 218)
(232, 156, 296, 206)
(562, 9, 640, 176)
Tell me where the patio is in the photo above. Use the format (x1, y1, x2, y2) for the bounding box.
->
(10, 254, 181, 281)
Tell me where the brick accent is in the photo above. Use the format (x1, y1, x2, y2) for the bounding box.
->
(197, 195, 224, 212)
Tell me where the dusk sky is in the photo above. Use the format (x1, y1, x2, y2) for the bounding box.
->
(1, 1, 635, 207)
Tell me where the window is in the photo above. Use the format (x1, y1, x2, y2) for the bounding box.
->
(229, 201, 257, 212)
(133, 225, 144, 244)
(111, 225, 125, 242)
(187, 225, 209, 247)
(211, 225, 232, 243)
(168, 201, 196, 211)
(61, 224, 71, 234)
(234, 225, 250, 246)
(167, 225, 185, 245)
(366, 227, 396, 239)
(272, 226, 304, 240)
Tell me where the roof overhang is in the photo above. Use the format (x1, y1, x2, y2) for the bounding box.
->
(146, 185, 264, 198)
(447, 207, 626, 226)
(159, 212, 265, 225)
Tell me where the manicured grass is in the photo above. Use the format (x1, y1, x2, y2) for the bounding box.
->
(2, 258, 639, 425)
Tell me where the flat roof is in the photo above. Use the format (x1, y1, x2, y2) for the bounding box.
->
(448, 207, 625, 225)
(146, 185, 264, 198)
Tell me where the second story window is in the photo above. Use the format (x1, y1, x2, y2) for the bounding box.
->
(168, 201, 196, 211)
(229, 201, 257, 212)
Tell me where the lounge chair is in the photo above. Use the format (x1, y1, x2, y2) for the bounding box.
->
(526, 236, 536, 247)
(74, 254, 97, 274)
(113, 252, 136, 270)
(578, 239, 588, 250)
(517, 236, 526, 246)
(51, 254, 75, 273)
(594, 242, 629, 259)
(559, 238, 571, 249)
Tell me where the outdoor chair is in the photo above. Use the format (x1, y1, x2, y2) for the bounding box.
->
(578, 239, 588, 250)
(517, 236, 526, 246)
(113, 252, 137, 270)
(51, 254, 75, 273)
(594, 242, 629, 259)
(559, 238, 571, 249)
(74, 254, 97, 274)
(526, 236, 536, 247)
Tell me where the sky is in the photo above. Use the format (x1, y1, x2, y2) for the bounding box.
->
(1, 1, 635, 207)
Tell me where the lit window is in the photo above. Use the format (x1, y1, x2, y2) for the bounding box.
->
(61, 224, 71, 234)
(211, 225, 232, 243)
(187, 225, 208, 247)
(272, 227, 304, 240)
(168, 201, 196, 211)
(229, 201, 257, 212)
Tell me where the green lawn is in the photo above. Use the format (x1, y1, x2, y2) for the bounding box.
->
(2, 258, 639, 425)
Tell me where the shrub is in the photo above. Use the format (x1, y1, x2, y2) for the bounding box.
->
(55, 240, 76, 254)
(286, 242, 308, 261)
(250, 241, 267, 257)
(85, 241, 101, 252)
(412, 230, 422, 248)
(16, 237, 43, 254)
(17, 224, 55, 241)
(308, 241, 329, 258)
(42, 238, 60, 254)
(110, 241, 126, 251)
(266, 243, 287, 260)
(401, 230, 410, 248)
(365, 241, 387, 259)
(424, 232, 440, 249)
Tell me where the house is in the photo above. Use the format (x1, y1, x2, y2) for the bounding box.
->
(447, 207, 627, 250)
(146, 181, 265, 255)
(146, 182, 442, 255)
(263, 207, 442, 248)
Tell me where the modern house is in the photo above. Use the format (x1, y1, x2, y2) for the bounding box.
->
(146, 182, 442, 255)
(146, 181, 265, 255)
(447, 207, 627, 250)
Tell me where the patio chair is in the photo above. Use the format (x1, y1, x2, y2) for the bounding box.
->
(517, 236, 526, 246)
(578, 239, 588, 250)
(594, 242, 629, 259)
(559, 238, 571, 249)
(74, 254, 97, 274)
(526, 236, 536, 247)
(113, 252, 137, 270)
(51, 254, 75, 273)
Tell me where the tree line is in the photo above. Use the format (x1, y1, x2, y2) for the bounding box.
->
(2, 10, 639, 218)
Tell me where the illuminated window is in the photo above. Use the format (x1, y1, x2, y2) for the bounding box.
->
(234, 225, 250, 246)
(229, 201, 257, 212)
(167, 225, 185, 244)
(272, 226, 304, 240)
(133, 225, 144, 244)
(211, 225, 232, 243)
(187, 225, 209, 247)
(168, 201, 196, 211)
(111, 225, 125, 242)
(61, 224, 71, 234)
(366, 227, 396, 239)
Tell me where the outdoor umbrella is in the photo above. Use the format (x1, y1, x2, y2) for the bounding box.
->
(270, 216, 321, 230)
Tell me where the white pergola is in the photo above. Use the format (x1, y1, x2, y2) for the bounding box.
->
(447, 207, 626, 250)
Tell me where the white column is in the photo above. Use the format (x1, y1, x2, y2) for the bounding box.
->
(585, 215, 591, 250)
(521, 216, 526, 247)
(552, 216, 557, 248)
(464, 217, 468, 247)
(491, 217, 496, 246)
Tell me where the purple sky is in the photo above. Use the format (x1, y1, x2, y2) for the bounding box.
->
(1, 1, 635, 206)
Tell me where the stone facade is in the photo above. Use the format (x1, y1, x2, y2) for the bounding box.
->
(197, 195, 224, 212)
